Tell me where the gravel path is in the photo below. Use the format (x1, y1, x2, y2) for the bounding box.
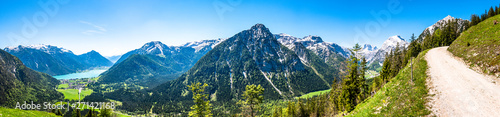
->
(426, 46, 500, 116)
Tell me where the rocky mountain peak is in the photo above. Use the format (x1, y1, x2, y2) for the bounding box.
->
(303, 35, 324, 43)
(382, 35, 408, 49)
(249, 23, 272, 38)
(140, 41, 169, 55)
(143, 41, 167, 48)
(89, 50, 98, 54)
(417, 15, 469, 41)
(251, 23, 266, 30)
(362, 44, 377, 51)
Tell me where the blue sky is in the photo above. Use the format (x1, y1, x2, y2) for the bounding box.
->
(0, 0, 498, 56)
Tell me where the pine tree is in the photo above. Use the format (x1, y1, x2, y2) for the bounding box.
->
(358, 57, 369, 103)
(85, 109, 95, 117)
(496, 6, 499, 16)
(98, 108, 112, 117)
(339, 49, 360, 112)
(286, 102, 296, 116)
(272, 106, 281, 117)
(497, 5, 500, 15)
(188, 82, 212, 117)
(482, 10, 488, 21)
(470, 14, 479, 26)
(352, 43, 362, 58)
(329, 81, 341, 113)
(72, 109, 81, 117)
(380, 53, 391, 84)
(489, 7, 495, 17)
(239, 84, 264, 117)
(406, 33, 421, 59)
(297, 99, 307, 117)
(57, 109, 63, 116)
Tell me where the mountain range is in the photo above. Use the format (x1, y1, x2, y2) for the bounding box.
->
(0, 14, 466, 115)
(97, 39, 225, 89)
(0, 49, 63, 107)
(3, 45, 112, 76)
(275, 33, 350, 72)
(130, 24, 346, 113)
(416, 15, 469, 42)
(363, 35, 409, 66)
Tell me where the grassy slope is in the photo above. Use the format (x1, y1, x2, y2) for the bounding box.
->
(348, 50, 431, 116)
(57, 89, 93, 100)
(57, 84, 69, 89)
(448, 15, 500, 76)
(296, 89, 331, 99)
(0, 107, 59, 117)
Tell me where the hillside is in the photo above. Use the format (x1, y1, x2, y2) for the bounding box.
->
(4, 45, 112, 75)
(96, 54, 184, 89)
(0, 49, 63, 107)
(348, 50, 431, 116)
(448, 15, 500, 77)
(97, 41, 211, 89)
(78, 50, 113, 67)
(0, 107, 59, 117)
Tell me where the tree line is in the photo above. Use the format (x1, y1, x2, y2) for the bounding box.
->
(470, 4, 500, 26)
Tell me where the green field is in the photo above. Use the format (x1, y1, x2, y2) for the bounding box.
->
(114, 112, 131, 117)
(57, 84, 69, 89)
(348, 50, 431, 116)
(296, 89, 331, 99)
(57, 89, 93, 101)
(0, 107, 59, 117)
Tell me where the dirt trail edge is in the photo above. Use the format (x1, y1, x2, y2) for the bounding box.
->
(426, 46, 500, 116)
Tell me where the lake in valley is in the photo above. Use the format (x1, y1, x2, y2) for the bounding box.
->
(53, 68, 108, 79)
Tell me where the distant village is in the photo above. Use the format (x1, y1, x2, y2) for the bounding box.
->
(58, 78, 95, 89)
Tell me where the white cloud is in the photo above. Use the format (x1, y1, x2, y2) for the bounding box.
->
(80, 21, 107, 35)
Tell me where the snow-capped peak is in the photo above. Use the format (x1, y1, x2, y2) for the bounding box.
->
(362, 44, 377, 52)
(275, 33, 350, 60)
(380, 35, 409, 53)
(427, 15, 456, 35)
(4, 44, 72, 54)
(388, 35, 406, 42)
(302, 35, 323, 43)
(4, 46, 18, 51)
(141, 41, 168, 55)
(277, 33, 291, 37)
(443, 15, 454, 22)
(181, 38, 226, 52)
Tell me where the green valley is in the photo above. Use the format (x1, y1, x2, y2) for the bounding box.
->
(57, 89, 93, 101)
